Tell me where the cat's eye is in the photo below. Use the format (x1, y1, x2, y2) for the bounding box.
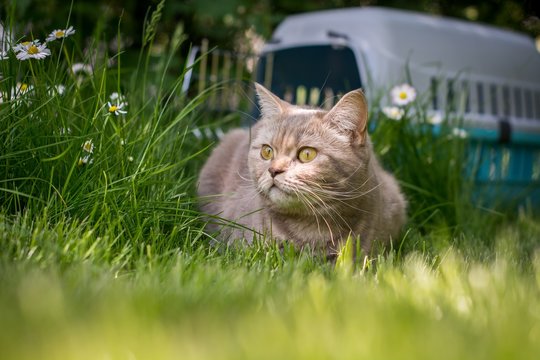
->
(298, 147, 317, 163)
(260, 144, 274, 160)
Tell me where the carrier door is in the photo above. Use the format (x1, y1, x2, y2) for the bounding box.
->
(254, 45, 362, 115)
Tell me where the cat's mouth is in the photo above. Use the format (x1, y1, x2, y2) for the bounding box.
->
(268, 187, 292, 205)
(266, 184, 308, 214)
(266, 181, 298, 205)
(269, 179, 291, 194)
(268, 182, 286, 196)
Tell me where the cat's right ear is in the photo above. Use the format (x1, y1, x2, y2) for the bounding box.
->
(255, 83, 287, 119)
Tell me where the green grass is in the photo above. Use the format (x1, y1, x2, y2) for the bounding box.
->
(1, 215, 540, 359)
(1, 9, 540, 359)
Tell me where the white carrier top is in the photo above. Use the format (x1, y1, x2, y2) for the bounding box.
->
(262, 7, 540, 139)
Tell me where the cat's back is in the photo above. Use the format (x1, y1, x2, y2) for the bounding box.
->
(197, 128, 250, 202)
(375, 165, 407, 240)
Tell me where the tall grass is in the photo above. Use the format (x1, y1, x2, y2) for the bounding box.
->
(0, 10, 215, 269)
(1, 6, 539, 360)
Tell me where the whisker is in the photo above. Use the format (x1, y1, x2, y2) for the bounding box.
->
(294, 188, 336, 245)
(236, 170, 252, 183)
(289, 178, 377, 216)
(290, 181, 355, 237)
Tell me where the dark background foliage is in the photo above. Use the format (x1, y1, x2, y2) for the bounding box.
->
(3, 0, 540, 51)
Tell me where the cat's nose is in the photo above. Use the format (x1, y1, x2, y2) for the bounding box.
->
(268, 167, 285, 178)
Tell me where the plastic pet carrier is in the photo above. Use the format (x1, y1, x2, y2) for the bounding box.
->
(254, 7, 540, 209)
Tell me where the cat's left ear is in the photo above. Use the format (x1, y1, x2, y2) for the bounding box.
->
(324, 89, 368, 145)
(255, 83, 288, 119)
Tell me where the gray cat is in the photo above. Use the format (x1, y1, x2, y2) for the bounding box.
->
(198, 83, 406, 256)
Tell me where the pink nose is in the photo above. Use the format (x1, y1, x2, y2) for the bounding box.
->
(268, 167, 285, 178)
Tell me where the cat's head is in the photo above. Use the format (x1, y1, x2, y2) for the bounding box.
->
(248, 83, 372, 215)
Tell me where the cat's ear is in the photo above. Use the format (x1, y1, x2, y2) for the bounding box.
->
(325, 89, 368, 144)
(255, 83, 287, 119)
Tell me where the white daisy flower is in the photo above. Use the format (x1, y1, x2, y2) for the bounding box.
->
(0, 50, 8, 60)
(192, 128, 203, 140)
(107, 101, 127, 116)
(215, 127, 224, 139)
(59, 127, 72, 135)
(71, 62, 93, 75)
(427, 112, 443, 125)
(452, 128, 468, 139)
(48, 84, 66, 96)
(12, 40, 38, 53)
(82, 139, 94, 153)
(390, 83, 417, 106)
(78, 155, 93, 166)
(15, 40, 51, 61)
(109, 92, 128, 105)
(17, 83, 32, 93)
(382, 106, 405, 121)
(10, 83, 34, 100)
(46, 26, 76, 42)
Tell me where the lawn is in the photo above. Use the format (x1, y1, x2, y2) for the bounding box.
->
(1, 8, 540, 360)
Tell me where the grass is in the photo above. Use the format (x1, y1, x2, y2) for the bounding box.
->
(1, 216, 540, 359)
(1, 7, 540, 359)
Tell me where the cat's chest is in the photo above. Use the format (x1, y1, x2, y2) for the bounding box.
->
(269, 215, 357, 249)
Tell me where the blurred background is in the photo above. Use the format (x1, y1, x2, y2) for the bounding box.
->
(4, 0, 540, 54)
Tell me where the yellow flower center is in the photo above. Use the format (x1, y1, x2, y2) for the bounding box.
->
(55, 31, 65, 38)
(20, 83, 28, 92)
(21, 41, 31, 46)
(109, 105, 118, 113)
(399, 91, 408, 100)
(28, 45, 39, 54)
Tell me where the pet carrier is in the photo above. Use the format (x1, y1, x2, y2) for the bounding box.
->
(254, 7, 540, 209)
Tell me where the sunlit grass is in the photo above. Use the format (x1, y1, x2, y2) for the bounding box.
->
(1, 213, 539, 359)
(1, 5, 540, 359)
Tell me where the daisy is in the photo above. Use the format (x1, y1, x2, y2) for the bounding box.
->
(10, 83, 34, 100)
(390, 83, 417, 106)
(382, 106, 405, 121)
(426, 112, 443, 125)
(12, 40, 38, 53)
(48, 84, 66, 96)
(46, 26, 76, 42)
(107, 101, 127, 116)
(109, 92, 121, 101)
(82, 139, 94, 153)
(452, 128, 468, 139)
(59, 127, 72, 135)
(78, 155, 93, 166)
(71, 62, 93, 75)
(0, 50, 8, 60)
(15, 40, 51, 60)
(18, 83, 31, 93)
(109, 92, 128, 105)
(192, 128, 203, 140)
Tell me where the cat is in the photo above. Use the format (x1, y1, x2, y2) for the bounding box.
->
(197, 83, 406, 256)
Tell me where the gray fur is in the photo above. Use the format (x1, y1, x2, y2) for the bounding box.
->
(198, 84, 406, 255)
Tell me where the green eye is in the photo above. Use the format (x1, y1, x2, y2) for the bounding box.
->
(298, 147, 317, 163)
(261, 144, 274, 160)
